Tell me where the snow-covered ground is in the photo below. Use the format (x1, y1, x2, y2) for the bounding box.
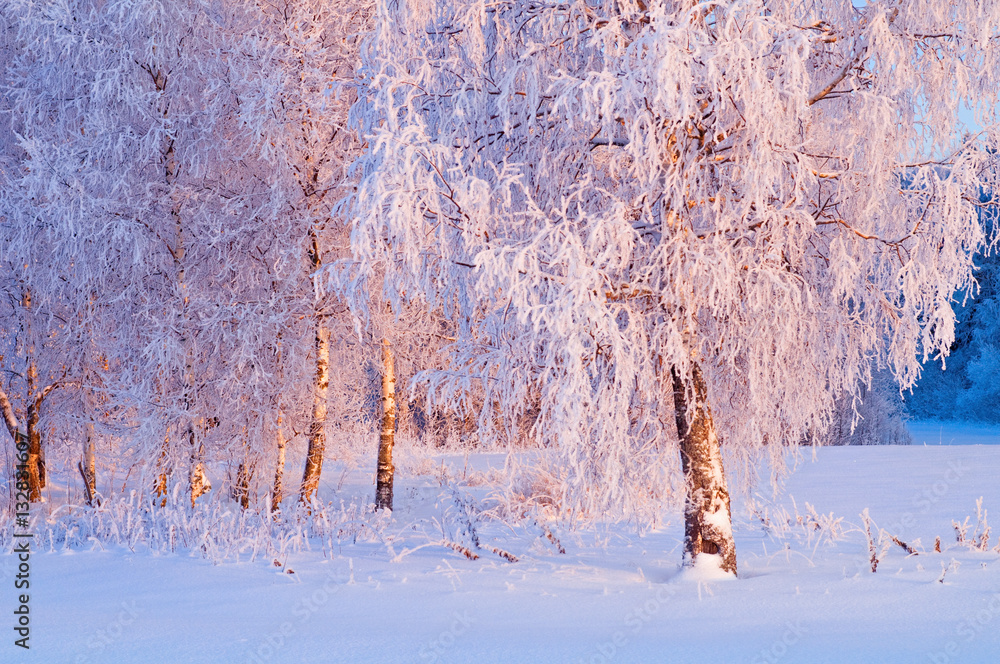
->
(5, 422, 1000, 664)
(908, 420, 1000, 446)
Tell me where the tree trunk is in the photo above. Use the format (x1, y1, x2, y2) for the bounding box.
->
(0, 385, 29, 493)
(0, 384, 19, 441)
(154, 434, 170, 507)
(189, 427, 211, 508)
(299, 322, 330, 504)
(79, 364, 98, 506)
(271, 410, 286, 513)
(671, 363, 737, 575)
(271, 329, 287, 514)
(24, 398, 43, 502)
(22, 288, 44, 499)
(152, 65, 210, 510)
(79, 420, 98, 506)
(232, 461, 253, 510)
(375, 339, 396, 510)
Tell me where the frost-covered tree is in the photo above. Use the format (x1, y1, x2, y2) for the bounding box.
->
(0, 13, 89, 499)
(227, 0, 374, 506)
(1, 0, 314, 505)
(824, 368, 912, 446)
(347, 0, 1000, 574)
(2, 0, 418, 513)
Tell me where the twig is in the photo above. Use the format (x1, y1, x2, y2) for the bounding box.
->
(889, 534, 917, 556)
(442, 540, 479, 560)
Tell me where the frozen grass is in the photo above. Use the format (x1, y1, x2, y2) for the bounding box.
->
(0, 477, 392, 563)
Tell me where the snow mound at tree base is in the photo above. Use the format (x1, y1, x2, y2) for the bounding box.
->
(676, 553, 737, 582)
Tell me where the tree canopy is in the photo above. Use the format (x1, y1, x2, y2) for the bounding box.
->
(345, 0, 1000, 522)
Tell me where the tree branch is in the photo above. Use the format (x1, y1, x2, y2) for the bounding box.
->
(33, 379, 80, 412)
(809, 38, 867, 106)
(0, 384, 21, 443)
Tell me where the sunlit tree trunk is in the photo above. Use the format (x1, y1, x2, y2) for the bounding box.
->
(79, 420, 97, 506)
(375, 339, 396, 510)
(671, 363, 737, 575)
(299, 320, 330, 504)
(188, 429, 211, 508)
(77, 307, 99, 506)
(269, 330, 287, 513)
(154, 433, 171, 507)
(21, 288, 45, 501)
(24, 339, 43, 498)
(177, 206, 209, 508)
(0, 386, 20, 442)
(24, 386, 42, 501)
(271, 409, 286, 512)
(0, 386, 28, 482)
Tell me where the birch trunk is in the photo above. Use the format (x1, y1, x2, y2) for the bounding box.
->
(298, 223, 330, 505)
(188, 429, 211, 508)
(299, 322, 330, 504)
(271, 332, 286, 513)
(271, 410, 286, 513)
(671, 363, 737, 575)
(0, 385, 19, 441)
(151, 68, 174, 507)
(79, 344, 98, 506)
(174, 187, 208, 508)
(0, 387, 30, 504)
(21, 288, 45, 500)
(375, 339, 396, 511)
(24, 358, 44, 501)
(26, 399, 44, 490)
(79, 420, 97, 506)
(154, 435, 170, 507)
(0, 385, 29, 489)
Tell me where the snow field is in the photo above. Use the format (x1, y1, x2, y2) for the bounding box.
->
(4, 427, 1000, 663)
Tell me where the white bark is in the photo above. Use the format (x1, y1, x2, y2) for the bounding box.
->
(271, 410, 286, 513)
(300, 323, 331, 504)
(375, 339, 396, 510)
(0, 384, 18, 442)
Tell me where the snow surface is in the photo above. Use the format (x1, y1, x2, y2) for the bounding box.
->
(908, 419, 1000, 446)
(5, 425, 1000, 663)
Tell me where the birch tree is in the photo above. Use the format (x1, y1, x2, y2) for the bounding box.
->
(228, 0, 372, 506)
(348, 0, 1000, 574)
(2, 0, 308, 506)
(375, 338, 395, 510)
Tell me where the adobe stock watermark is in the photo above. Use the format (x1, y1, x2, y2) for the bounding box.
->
(926, 591, 1000, 663)
(243, 564, 351, 664)
(74, 601, 141, 663)
(912, 459, 971, 515)
(749, 621, 808, 664)
(417, 611, 474, 662)
(575, 583, 679, 663)
(877, 459, 971, 538)
(842, 458, 971, 578)
(13, 432, 34, 651)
